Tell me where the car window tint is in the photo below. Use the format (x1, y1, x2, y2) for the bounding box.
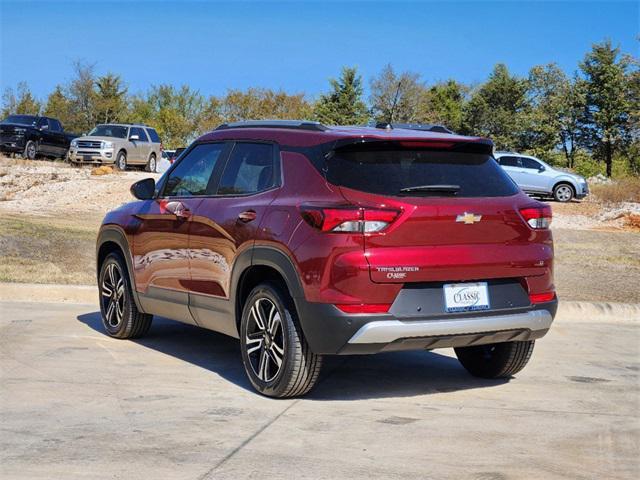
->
(50, 119, 62, 132)
(217, 143, 275, 195)
(146, 128, 160, 143)
(37, 117, 48, 129)
(498, 156, 519, 167)
(521, 157, 541, 170)
(163, 143, 224, 197)
(131, 127, 148, 142)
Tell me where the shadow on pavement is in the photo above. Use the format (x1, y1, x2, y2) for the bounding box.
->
(77, 311, 507, 400)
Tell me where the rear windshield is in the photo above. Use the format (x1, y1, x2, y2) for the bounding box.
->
(326, 148, 518, 197)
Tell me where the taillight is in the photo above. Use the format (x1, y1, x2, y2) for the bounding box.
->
(300, 206, 400, 233)
(336, 303, 391, 314)
(529, 291, 556, 304)
(520, 205, 552, 229)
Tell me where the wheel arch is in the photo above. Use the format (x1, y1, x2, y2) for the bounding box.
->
(552, 179, 576, 197)
(231, 246, 305, 335)
(96, 226, 144, 312)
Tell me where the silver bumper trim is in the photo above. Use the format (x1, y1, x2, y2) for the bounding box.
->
(347, 310, 553, 344)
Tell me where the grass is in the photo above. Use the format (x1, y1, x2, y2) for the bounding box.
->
(0, 215, 98, 284)
(591, 177, 640, 203)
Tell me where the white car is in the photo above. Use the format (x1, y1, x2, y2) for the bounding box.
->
(494, 152, 589, 202)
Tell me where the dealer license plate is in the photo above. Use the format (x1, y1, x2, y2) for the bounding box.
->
(443, 282, 490, 312)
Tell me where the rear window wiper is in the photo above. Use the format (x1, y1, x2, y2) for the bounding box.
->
(399, 184, 461, 195)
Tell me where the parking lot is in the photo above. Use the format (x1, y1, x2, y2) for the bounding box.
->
(1, 299, 638, 479)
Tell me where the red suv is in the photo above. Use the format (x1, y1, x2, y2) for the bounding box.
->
(96, 120, 557, 397)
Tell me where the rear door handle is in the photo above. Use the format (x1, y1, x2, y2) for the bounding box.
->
(238, 210, 257, 223)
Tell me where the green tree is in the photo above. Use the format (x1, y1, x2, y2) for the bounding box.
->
(43, 85, 74, 129)
(130, 85, 205, 148)
(463, 64, 530, 150)
(416, 80, 467, 132)
(369, 64, 423, 123)
(68, 60, 97, 133)
(1, 81, 41, 117)
(94, 73, 128, 124)
(314, 66, 369, 125)
(579, 40, 632, 177)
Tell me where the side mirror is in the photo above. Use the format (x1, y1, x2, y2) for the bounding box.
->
(130, 178, 155, 200)
(129, 134, 140, 141)
(40, 125, 49, 130)
(538, 165, 546, 173)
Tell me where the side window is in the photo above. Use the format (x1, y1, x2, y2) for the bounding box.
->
(521, 157, 541, 170)
(163, 143, 225, 197)
(50, 119, 62, 132)
(146, 128, 160, 143)
(131, 127, 149, 142)
(217, 143, 275, 195)
(37, 117, 49, 129)
(498, 156, 519, 167)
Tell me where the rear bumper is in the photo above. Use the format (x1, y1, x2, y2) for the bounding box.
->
(296, 299, 557, 355)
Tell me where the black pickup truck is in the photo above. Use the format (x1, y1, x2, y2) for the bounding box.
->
(0, 114, 78, 160)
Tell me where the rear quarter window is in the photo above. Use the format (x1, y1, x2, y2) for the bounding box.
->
(326, 147, 518, 197)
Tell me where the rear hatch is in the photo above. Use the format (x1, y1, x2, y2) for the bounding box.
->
(325, 141, 552, 284)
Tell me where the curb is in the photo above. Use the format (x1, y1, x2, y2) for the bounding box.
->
(557, 301, 640, 323)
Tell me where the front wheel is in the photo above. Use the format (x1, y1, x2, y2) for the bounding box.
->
(553, 183, 574, 202)
(99, 252, 152, 339)
(240, 283, 322, 398)
(454, 340, 535, 378)
(115, 151, 127, 171)
(24, 140, 37, 160)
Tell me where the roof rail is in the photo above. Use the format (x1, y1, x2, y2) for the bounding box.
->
(215, 120, 328, 132)
(375, 122, 454, 134)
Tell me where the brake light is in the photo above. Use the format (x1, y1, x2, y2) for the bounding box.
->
(336, 303, 391, 314)
(520, 205, 552, 229)
(300, 206, 400, 233)
(529, 291, 556, 304)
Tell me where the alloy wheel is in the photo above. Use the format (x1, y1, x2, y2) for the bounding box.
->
(245, 297, 285, 382)
(101, 262, 125, 328)
(556, 185, 572, 202)
(27, 142, 36, 159)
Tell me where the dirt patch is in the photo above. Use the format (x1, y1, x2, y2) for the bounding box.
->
(0, 156, 158, 217)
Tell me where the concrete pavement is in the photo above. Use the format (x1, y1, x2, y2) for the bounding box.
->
(0, 300, 638, 479)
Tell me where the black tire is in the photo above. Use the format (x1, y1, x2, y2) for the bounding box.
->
(24, 140, 37, 160)
(454, 340, 535, 379)
(146, 154, 157, 172)
(98, 252, 152, 339)
(240, 282, 322, 398)
(553, 183, 574, 202)
(115, 151, 127, 171)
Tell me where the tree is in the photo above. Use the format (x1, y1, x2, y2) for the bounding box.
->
(369, 64, 423, 123)
(130, 84, 205, 148)
(314, 66, 369, 125)
(68, 60, 97, 133)
(43, 85, 74, 128)
(94, 73, 128, 124)
(1, 82, 41, 117)
(416, 80, 467, 132)
(579, 40, 632, 177)
(463, 64, 530, 150)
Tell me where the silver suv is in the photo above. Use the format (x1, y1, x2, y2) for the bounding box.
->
(68, 124, 162, 171)
(495, 152, 589, 202)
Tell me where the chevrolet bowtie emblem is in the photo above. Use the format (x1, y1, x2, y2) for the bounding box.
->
(456, 212, 482, 224)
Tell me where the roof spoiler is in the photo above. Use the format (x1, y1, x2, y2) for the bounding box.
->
(375, 122, 455, 134)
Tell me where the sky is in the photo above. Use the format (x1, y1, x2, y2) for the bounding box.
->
(0, 0, 638, 101)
